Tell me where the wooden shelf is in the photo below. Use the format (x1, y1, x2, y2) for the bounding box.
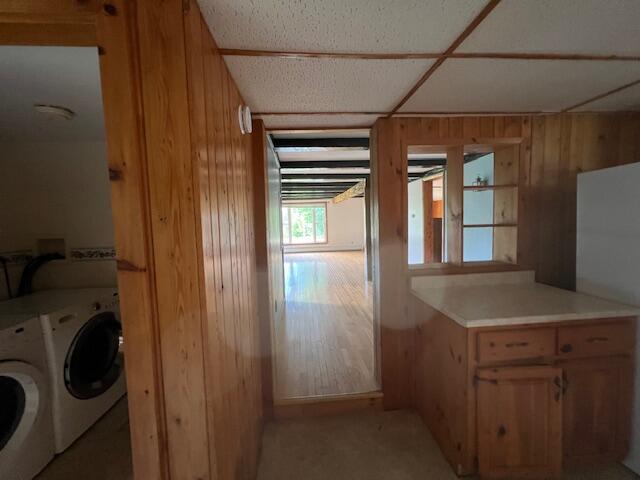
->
(463, 223, 517, 228)
(463, 184, 518, 191)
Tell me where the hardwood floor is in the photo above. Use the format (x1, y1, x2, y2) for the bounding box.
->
(275, 251, 378, 399)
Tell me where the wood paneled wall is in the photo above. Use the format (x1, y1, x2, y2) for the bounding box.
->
(183, 3, 263, 478)
(370, 116, 532, 409)
(5, 1, 266, 478)
(252, 120, 285, 413)
(373, 113, 640, 410)
(530, 113, 640, 290)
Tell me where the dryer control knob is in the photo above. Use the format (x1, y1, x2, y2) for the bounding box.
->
(92, 302, 102, 311)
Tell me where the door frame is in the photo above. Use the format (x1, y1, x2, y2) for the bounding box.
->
(1, 2, 168, 478)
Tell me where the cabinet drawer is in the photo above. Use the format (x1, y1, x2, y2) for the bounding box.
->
(477, 328, 555, 363)
(558, 321, 635, 358)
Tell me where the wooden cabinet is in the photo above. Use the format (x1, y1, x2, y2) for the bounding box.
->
(412, 301, 636, 479)
(560, 357, 633, 463)
(476, 366, 563, 479)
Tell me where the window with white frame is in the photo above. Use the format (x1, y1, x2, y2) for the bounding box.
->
(281, 203, 327, 245)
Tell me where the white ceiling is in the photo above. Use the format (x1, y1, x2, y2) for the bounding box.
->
(458, 0, 640, 55)
(399, 59, 640, 113)
(0, 46, 105, 142)
(196, 0, 640, 129)
(223, 57, 432, 112)
(199, 0, 485, 53)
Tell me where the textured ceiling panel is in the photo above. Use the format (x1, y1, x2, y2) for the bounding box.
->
(399, 59, 640, 113)
(199, 0, 484, 53)
(0, 46, 104, 141)
(459, 0, 640, 55)
(224, 56, 432, 112)
(573, 83, 640, 112)
(260, 114, 380, 130)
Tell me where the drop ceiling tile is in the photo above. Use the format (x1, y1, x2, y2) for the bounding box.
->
(459, 0, 640, 56)
(398, 59, 640, 113)
(259, 114, 380, 130)
(200, 0, 484, 53)
(224, 56, 433, 112)
(574, 82, 640, 111)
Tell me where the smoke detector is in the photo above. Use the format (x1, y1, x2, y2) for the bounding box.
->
(34, 104, 76, 120)
(238, 105, 252, 134)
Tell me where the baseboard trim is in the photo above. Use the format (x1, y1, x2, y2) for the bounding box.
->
(273, 391, 383, 419)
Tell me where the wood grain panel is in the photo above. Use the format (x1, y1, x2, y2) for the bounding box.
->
(413, 297, 469, 475)
(530, 113, 640, 290)
(371, 116, 532, 409)
(95, 1, 167, 478)
(135, 1, 210, 477)
(446, 146, 463, 265)
(183, 3, 263, 478)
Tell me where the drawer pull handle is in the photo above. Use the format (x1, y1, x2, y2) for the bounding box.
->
(505, 341, 529, 348)
(560, 344, 573, 353)
(587, 336, 609, 343)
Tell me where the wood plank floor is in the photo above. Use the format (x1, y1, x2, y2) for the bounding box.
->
(275, 251, 378, 399)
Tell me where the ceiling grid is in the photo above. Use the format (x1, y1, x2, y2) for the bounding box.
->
(197, 0, 640, 129)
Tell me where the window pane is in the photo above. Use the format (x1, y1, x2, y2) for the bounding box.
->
(314, 206, 326, 242)
(463, 226, 493, 261)
(290, 207, 315, 244)
(281, 207, 290, 244)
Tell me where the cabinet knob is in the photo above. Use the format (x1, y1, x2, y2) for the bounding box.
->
(497, 425, 507, 437)
(560, 344, 573, 353)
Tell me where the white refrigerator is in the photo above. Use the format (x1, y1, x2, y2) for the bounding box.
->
(576, 161, 640, 473)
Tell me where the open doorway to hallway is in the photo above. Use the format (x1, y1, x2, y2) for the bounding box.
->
(268, 130, 380, 400)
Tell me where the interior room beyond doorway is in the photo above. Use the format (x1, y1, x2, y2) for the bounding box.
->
(275, 251, 377, 398)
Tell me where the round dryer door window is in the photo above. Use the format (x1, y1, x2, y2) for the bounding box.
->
(64, 312, 123, 400)
(0, 376, 26, 450)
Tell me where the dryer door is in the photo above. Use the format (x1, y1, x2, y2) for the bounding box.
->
(0, 361, 45, 455)
(64, 311, 123, 400)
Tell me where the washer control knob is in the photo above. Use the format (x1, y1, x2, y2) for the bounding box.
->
(92, 301, 102, 311)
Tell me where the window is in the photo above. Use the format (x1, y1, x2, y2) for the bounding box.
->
(282, 204, 327, 245)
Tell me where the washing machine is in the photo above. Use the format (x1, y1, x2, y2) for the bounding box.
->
(0, 288, 126, 453)
(0, 313, 55, 480)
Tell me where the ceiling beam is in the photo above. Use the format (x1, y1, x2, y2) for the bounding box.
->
(272, 137, 369, 148)
(281, 182, 358, 188)
(389, 0, 502, 115)
(282, 173, 369, 180)
(562, 77, 640, 112)
(332, 180, 366, 204)
(279, 158, 446, 169)
(220, 48, 640, 63)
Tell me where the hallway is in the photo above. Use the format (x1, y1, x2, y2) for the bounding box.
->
(275, 251, 377, 398)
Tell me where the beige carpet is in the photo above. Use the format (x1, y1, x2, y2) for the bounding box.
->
(257, 410, 639, 480)
(36, 396, 133, 480)
(34, 401, 639, 480)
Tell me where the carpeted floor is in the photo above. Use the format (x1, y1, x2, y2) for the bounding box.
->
(36, 396, 133, 480)
(34, 401, 639, 480)
(257, 410, 640, 480)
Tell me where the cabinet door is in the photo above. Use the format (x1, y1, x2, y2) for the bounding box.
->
(476, 366, 563, 479)
(561, 357, 633, 463)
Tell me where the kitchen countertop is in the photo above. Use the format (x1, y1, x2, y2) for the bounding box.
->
(411, 271, 640, 328)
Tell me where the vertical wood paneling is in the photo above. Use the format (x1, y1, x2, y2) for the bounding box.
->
(446, 146, 464, 265)
(183, 3, 263, 479)
(135, 1, 210, 478)
(371, 115, 532, 410)
(531, 113, 640, 290)
(96, 1, 167, 477)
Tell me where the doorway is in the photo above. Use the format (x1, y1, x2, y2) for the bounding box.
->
(0, 45, 132, 478)
(268, 131, 380, 400)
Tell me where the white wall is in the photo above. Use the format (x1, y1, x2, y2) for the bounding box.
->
(463, 153, 494, 262)
(0, 141, 117, 300)
(407, 179, 424, 264)
(283, 198, 364, 253)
